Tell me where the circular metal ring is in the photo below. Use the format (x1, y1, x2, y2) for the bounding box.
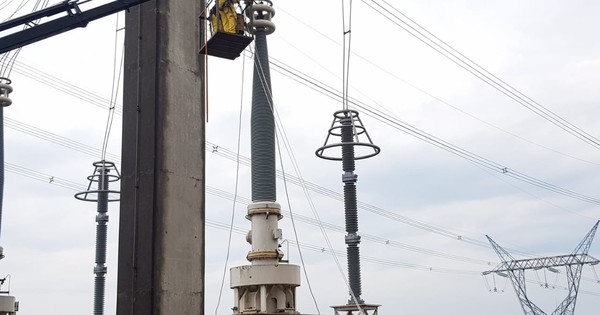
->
(248, 19, 276, 34)
(0, 96, 12, 107)
(248, 3, 275, 17)
(86, 173, 121, 183)
(0, 83, 13, 94)
(74, 190, 121, 202)
(316, 142, 381, 161)
(327, 124, 367, 137)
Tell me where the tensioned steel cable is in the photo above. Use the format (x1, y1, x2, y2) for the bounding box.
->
(8, 48, 592, 256)
(1, 107, 544, 258)
(205, 185, 495, 266)
(4, 111, 506, 258)
(341, 0, 353, 111)
(0, 0, 50, 77)
(8, 161, 600, 290)
(5, 101, 501, 266)
(5, 117, 120, 161)
(270, 9, 600, 167)
(101, 13, 124, 161)
(11, 61, 123, 114)
(267, 58, 600, 205)
(207, 141, 535, 256)
(13, 56, 600, 205)
(7, 154, 599, 293)
(206, 217, 600, 296)
(363, 0, 600, 150)
(213, 48, 247, 315)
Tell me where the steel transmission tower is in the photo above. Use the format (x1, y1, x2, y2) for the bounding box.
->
(484, 221, 600, 315)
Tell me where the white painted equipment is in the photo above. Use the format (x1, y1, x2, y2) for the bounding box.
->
(0, 79, 12, 107)
(0, 295, 17, 314)
(231, 202, 300, 314)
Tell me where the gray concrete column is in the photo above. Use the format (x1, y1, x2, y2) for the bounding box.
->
(116, 1, 205, 314)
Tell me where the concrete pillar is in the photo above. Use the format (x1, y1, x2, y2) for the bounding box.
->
(116, 1, 205, 314)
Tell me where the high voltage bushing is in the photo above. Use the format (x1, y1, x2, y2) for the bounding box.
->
(75, 161, 120, 315)
(231, 2, 301, 314)
(316, 109, 380, 307)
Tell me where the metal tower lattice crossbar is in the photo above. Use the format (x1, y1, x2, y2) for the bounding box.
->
(484, 221, 600, 315)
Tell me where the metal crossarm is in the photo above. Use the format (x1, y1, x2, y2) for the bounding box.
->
(484, 221, 600, 315)
(492, 254, 600, 273)
(0, 0, 150, 54)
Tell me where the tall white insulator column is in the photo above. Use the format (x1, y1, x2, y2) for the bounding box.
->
(230, 1, 300, 314)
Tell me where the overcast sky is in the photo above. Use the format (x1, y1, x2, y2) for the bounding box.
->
(1, 0, 600, 314)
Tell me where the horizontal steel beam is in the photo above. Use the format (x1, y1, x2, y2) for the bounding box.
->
(486, 254, 599, 274)
(0, 0, 150, 54)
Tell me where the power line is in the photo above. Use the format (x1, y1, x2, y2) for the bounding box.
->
(362, 0, 600, 150)
(13, 56, 600, 206)
(10, 60, 123, 115)
(10, 58, 596, 260)
(266, 57, 600, 206)
(207, 141, 533, 256)
(206, 185, 495, 266)
(6, 107, 497, 261)
(274, 7, 600, 167)
(4, 116, 120, 161)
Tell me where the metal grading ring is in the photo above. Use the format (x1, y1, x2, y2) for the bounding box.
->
(0, 77, 13, 107)
(246, 2, 276, 34)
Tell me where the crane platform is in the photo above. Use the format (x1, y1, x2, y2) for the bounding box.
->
(200, 31, 253, 60)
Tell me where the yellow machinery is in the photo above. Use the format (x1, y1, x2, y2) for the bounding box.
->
(200, 0, 254, 60)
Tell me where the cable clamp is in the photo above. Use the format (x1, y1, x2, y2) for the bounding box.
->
(96, 213, 109, 223)
(342, 172, 357, 183)
(345, 233, 361, 245)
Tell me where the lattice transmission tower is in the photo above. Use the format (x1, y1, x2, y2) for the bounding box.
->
(484, 221, 600, 315)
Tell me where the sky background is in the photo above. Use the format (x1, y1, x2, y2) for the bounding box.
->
(1, 0, 600, 314)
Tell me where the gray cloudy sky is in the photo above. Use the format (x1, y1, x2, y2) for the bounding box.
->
(1, 0, 600, 314)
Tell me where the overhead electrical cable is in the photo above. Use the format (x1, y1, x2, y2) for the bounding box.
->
(1, 0, 50, 77)
(362, 0, 600, 150)
(15, 58, 598, 201)
(207, 140, 534, 256)
(207, 219, 481, 276)
(207, 217, 600, 295)
(5, 111, 504, 260)
(266, 58, 600, 206)
(2, 109, 537, 259)
(101, 12, 124, 161)
(205, 185, 495, 266)
(4, 116, 120, 161)
(10, 60, 123, 114)
(7, 115, 593, 267)
(270, 13, 600, 167)
(341, 0, 353, 111)
(7, 104, 502, 265)
(10, 58, 594, 255)
(0, 1, 19, 13)
(8, 161, 600, 290)
(213, 49, 247, 315)
(5, 162, 86, 191)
